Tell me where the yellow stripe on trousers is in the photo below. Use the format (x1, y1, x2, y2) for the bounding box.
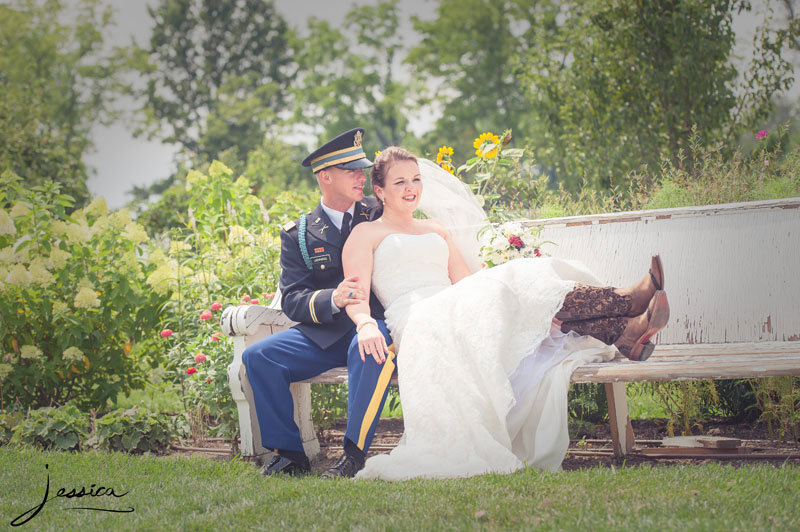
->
(357, 345, 396, 450)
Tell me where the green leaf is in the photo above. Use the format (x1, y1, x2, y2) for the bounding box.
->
(55, 432, 78, 450)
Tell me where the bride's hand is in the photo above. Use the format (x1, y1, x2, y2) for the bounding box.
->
(357, 322, 389, 365)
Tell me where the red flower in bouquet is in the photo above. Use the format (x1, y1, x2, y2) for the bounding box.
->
(186, 367, 197, 375)
(508, 235, 525, 250)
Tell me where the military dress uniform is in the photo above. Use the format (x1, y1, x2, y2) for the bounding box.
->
(242, 129, 394, 466)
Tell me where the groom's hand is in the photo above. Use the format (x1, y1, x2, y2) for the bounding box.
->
(333, 276, 366, 308)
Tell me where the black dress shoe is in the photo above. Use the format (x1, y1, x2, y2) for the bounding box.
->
(322, 453, 364, 479)
(261, 454, 310, 477)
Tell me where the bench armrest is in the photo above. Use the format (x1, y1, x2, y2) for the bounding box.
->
(221, 305, 321, 461)
(221, 304, 297, 339)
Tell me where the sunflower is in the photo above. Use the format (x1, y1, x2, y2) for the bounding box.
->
(436, 145, 454, 164)
(473, 132, 500, 159)
(440, 161, 456, 174)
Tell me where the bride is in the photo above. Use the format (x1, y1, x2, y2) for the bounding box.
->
(342, 147, 669, 480)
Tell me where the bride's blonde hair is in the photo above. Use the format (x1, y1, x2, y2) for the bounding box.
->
(370, 147, 418, 188)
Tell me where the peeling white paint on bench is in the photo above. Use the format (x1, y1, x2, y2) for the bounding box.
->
(224, 198, 800, 462)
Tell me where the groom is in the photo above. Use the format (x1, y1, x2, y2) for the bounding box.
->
(242, 127, 393, 478)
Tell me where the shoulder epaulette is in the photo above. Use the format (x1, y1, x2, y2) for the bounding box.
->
(282, 220, 296, 232)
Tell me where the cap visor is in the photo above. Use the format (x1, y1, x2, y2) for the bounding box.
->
(335, 158, 373, 170)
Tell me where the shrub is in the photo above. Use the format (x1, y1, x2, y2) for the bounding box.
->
(0, 410, 23, 445)
(750, 376, 800, 442)
(88, 407, 183, 454)
(652, 380, 720, 436)
(311, 383, 349, 429)
(714, 379, 760, 422)
(568, 383, 608, 424)
(154, 161, 315, 441)
(0, 172, 168, 410)
(637, 125, 800, 210)
(10, 405, 88, 451)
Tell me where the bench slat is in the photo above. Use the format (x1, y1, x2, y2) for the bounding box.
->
(643, 341, 800, 358)
(299, 342, 800, 386)
(572, 353, 800, 382)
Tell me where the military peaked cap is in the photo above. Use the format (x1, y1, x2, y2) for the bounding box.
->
(302, 127, 373, 173)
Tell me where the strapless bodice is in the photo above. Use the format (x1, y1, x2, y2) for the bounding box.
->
(371, 232, 452, 346)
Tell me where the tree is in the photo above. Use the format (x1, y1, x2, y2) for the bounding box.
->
(406, 0, 561, 158)
(138, 0, 294, 161)
(290, 0, 420, 153)
(0, 0, 129, 206)
(519, 0, 798, 187)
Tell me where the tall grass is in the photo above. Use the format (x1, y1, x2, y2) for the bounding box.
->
(524, 126, 800, 220)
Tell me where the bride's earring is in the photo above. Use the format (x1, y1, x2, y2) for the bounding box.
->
(380, 196, 385, 205)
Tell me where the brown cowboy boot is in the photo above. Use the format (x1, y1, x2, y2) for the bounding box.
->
(560, 316, 628, 346)
(560, 290, 670, 362)
(556, 254, 665, 321)
(614, 290, 670, 361)
(555, 284, 633, 321)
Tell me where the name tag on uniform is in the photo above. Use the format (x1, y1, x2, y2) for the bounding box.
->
(311, 254, 331, 265)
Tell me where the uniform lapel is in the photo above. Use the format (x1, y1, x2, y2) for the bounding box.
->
(354, 197, 382, 227)
(306, 203, 341, 249)
(307, 199, 380, 249)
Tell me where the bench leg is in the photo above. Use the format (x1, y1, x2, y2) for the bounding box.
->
(236, 364, 274, 461)
(228, 336, 272, 462)
(231, 366, 320, 463)
(290, 382, 320, 461)
(232, 368, 320, 463)
(605, 382, 634, 457)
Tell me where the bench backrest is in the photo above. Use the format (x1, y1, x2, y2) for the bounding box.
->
(531, 198, 800, 346)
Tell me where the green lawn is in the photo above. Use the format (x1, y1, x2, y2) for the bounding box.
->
(626, 382, 669, 420)
(1, 447, 797, 531)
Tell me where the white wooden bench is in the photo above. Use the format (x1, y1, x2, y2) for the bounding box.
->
(223, 198, 800, 463)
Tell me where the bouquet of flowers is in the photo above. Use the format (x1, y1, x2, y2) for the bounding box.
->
(478, 221, 554, 268)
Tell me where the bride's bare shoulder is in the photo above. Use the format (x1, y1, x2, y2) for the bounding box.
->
(348, 220, 387, 246)
(417, 218, 449, 238)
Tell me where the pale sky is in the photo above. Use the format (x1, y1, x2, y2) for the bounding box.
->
(82, 0, 786, 210)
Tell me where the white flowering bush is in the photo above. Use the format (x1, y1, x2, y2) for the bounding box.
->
(155, 161, 315, 441)
(0, 171, 168, 410)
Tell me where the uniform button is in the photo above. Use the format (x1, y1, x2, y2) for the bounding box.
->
(320, 264, 326, 270)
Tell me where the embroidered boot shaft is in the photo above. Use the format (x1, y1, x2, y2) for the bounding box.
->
(555, 284, 632, 321)
(560, 317, 627, 346)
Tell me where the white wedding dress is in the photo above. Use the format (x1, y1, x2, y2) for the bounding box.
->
(355, 232, 617, 480)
